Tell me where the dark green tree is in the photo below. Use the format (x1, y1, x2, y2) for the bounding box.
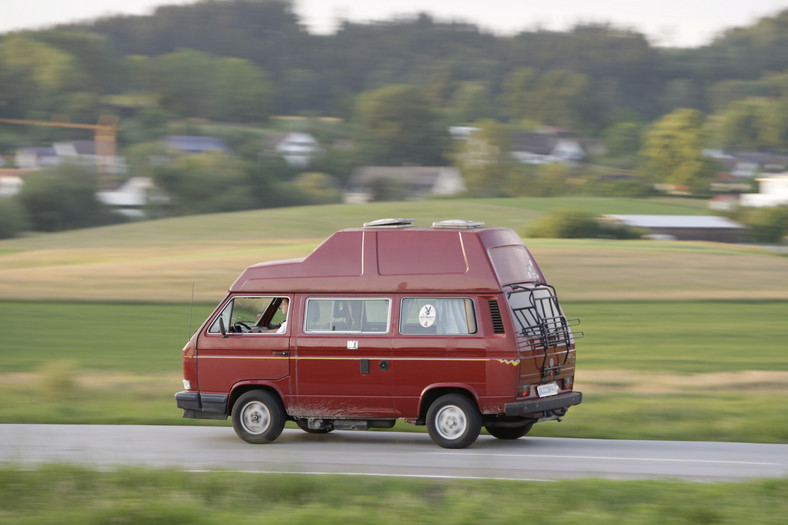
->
(449, 82, 492, 124)
(0, 198, 29, 239)
(450, 119, 513, 196)
(603, 121, 643, 158)
(17, 163, 123, 231)
(715, 98, 769, 151)
(153, 153, 256, 215)
(501, 67, 539, 123)
(640, 108, 717, 194)
(352, 84, 448, 165)
(150, 49, 271, 122)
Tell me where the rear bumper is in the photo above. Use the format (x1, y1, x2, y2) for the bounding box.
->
(504, 391, 582, 417)
(175, 391, 228, 420)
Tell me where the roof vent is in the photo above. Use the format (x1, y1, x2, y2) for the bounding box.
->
(363, 218, 415, 228)
(432, 219, 485, 229)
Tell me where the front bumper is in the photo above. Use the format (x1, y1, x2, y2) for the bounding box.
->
(504, 391, 582, 417)
(175, 391, 229, 420)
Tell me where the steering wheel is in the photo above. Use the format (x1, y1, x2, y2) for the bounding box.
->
(233, 321, 252, 333)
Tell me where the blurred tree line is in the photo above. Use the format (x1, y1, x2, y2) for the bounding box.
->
(2, 0, 788, 240)
(0, 0, 787, 131)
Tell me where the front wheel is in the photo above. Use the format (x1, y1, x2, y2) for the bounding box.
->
(426, 394, 481, 449)
(485, 421, 534, 440)
(231, 390, 285, 444)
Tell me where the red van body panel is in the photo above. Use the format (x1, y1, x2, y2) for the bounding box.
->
(229, 227, 546, 294)
(176, 221, 581, 447)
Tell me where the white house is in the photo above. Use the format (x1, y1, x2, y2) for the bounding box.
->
(96, 177, 169, 218)
(268, 132, 321, 168)
(448, 126, 481, 140)
(15, 141, 125, 175)
(54, 140, 126, 175)
(740, 173, 788, 208)
(510, 132, 587, 165)
(0, 170, 27, 197)
(15, 147, 60, 169)
(344, 166, 466, 204)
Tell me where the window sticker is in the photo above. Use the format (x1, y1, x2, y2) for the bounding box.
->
(418, 304, 436, 328)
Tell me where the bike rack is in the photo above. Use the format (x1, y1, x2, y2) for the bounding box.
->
(508, 284, 583, 381)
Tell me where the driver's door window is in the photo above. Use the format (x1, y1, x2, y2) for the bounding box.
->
(208, 296, 285, 334)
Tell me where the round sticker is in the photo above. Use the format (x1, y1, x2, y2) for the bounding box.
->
(418, 304, 436, 327)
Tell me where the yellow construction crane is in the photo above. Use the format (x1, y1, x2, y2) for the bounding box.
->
(0, 115, 120, 174)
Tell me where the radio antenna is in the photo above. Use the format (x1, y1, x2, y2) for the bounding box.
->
(188, 279, 195, 341)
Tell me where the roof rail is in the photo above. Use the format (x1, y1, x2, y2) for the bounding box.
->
(432, 219, 485, 229)
(363, 218, 415, 228)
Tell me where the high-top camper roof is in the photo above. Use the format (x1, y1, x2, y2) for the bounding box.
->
(229, 220, 546, 294)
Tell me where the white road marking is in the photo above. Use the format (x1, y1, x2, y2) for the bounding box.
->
(426, 452, 779, 466)
(183, 469, 555, 482)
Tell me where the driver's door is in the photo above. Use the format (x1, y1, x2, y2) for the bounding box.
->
(196, 295, 291, 393)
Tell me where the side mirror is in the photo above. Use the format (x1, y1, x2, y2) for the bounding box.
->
(219, 317, 228, 338)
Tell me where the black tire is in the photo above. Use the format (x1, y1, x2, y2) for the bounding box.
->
(426, 394, 481, 449)
(296, 419, 333, 434)
(485, 421, 534, 440)
(231, 390, 286, 444)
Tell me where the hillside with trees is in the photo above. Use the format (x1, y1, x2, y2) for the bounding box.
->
(1, 1, 787, 125)
(1, 0, 788, 237)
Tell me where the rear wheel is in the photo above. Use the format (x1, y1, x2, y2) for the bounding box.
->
(485, 421, 534, 440)
(231, 390, 285, 444)
(426, 394, 481, 449)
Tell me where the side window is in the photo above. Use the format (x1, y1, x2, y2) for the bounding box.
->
(304, 298, 390, 334)
(208, 296, 289, 334)
(400, 298, 477, 335)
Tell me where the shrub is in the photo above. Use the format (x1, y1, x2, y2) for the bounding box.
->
(526, 209, 601, 238)
(17, 163, 124, 232)
(0, 198, 29, 238)
(738, 205, 788, 244)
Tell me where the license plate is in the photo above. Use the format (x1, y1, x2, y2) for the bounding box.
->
(537, 382, 559, 398)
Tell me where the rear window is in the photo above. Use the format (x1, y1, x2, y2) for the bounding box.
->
(488, 245, 543, 285)
(399, 298, 477, 335)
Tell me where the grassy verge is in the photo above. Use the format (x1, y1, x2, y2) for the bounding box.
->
(0, 466, 786, 524)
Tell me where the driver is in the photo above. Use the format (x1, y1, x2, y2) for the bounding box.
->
(252, 298, 288, 333)
(274, 298, 288, 334)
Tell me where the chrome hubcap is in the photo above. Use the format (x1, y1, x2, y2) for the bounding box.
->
(241, 401, 270, 435)
(435, 405, 467, 440)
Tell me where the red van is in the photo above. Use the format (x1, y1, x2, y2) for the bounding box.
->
(175, 219, 582, 448)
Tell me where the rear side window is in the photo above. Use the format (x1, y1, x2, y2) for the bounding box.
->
(304, 298, 390, 334)
(400, 298, 477, 335)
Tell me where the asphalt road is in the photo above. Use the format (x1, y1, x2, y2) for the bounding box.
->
(1, 424, 786, 481)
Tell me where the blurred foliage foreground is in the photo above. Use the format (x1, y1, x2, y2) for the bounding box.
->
(0, 466, 786, 525)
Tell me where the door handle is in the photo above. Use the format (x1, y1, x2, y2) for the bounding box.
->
(273, 351, 289, 356)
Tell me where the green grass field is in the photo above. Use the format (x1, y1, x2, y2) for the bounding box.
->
(0, 197, 786, 441)
(2, 301, 785, 375)
(3, 197, 783, 302)
(1, 466, 786, 525)
(1, 198, 786, 518)
(1, 300, 786, 442)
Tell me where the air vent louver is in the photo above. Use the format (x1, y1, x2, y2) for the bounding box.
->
(488, 299, 505, 334)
